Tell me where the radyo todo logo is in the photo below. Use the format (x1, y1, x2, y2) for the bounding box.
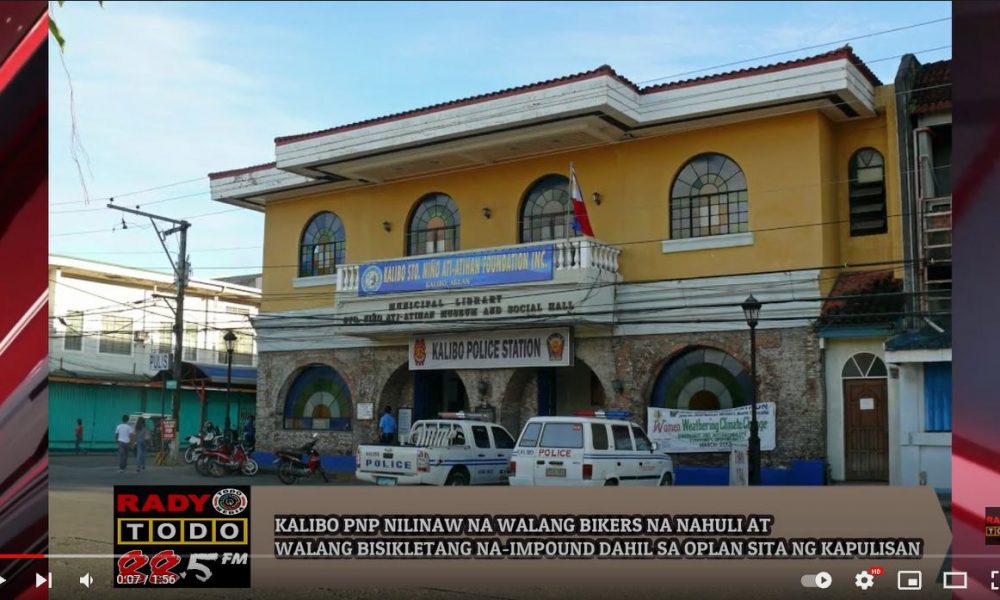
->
(114, 486, 251, 588)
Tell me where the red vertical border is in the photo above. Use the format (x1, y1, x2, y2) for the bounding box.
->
(952, 1, 1000, 598)
(0, 2, 49, 599)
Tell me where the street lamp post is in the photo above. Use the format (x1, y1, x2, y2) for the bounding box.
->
(224, 330, 237, 436)
(741, 294, 762, 486)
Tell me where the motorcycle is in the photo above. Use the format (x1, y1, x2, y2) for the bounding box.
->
(274, 434, 328, 484)
(197, 440, 258, 477)
(185, 422, 222, 464)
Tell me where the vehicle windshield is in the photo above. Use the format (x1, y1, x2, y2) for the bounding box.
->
(518, 422, 542, 447)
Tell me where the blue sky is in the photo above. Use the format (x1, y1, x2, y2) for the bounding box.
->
(48, 1, 952, 279)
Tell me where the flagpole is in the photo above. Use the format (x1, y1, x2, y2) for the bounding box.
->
(568, 162, 574, 240)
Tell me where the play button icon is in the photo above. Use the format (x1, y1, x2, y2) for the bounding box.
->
(802, 571, 833, 589)
(35, 572, 51, 588)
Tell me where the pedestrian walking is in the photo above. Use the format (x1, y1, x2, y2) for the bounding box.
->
(378, 406, 397, 445)
(134, 417, 148, 472)
(74, 418, 84, 454)
(114, 415, 133, 473)
(243, 414, 256, 450)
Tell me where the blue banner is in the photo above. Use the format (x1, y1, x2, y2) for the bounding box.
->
(357, 245, 554, 296)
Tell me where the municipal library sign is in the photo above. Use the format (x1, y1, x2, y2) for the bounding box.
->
(340, 291, 579, 326)
(409, 328, 572, 370)
(358, 245, 553, 296)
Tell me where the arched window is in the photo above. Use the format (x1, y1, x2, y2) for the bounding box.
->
(407, 193, 460, 256)
(299, 211, 345, 277)
(848, 148, 887, 236)
(650, 346, 752, 410)
(670, 153, 748, 239)
(283, 364, 352, 431)
(842, 353, 888, 378)
(520, 174, 572, 242)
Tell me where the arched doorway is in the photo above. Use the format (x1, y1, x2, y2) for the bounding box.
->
(379, 363, 469, 424)
(500, 359, 605, 437)
(413, 370, 469, 420)
(650, 346, 752, 410)
(842, 352, 888, 482)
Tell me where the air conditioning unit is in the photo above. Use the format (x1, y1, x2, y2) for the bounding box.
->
(133, 331, 148, 344)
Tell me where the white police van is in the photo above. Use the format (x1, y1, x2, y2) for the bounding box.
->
(508, 411, 674, 487)
(355, 412, 516, 486)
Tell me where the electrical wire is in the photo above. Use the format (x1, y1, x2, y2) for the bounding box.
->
(48, 42, 952, 214)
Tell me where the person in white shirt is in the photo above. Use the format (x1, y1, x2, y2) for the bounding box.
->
(114, 415, 134, 473)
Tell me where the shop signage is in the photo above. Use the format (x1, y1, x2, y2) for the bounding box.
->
(149, 352, 171, 371)
(409, 328, 572, 370)
(647, 402, 776, 453)
(358, 245, 553, 296)
(161, 418, 177, 441)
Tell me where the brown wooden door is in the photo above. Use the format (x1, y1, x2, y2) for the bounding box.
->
(844, 379, 889, 481)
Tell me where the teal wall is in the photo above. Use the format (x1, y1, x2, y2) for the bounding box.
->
(50, 381, 256, 452)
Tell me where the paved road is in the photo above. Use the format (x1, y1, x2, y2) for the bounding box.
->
(49, 453, 359, 489)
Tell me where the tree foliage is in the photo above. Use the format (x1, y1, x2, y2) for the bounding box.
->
(50, 1, 104, 51)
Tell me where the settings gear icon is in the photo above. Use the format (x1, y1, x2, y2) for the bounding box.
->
(855, 570, 875, 590)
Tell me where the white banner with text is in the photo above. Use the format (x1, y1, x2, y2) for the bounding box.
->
(647, 403, 776, 453)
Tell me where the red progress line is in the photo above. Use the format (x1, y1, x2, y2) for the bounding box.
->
(0, 554, 46, 559)
(0, 11, 47, 94)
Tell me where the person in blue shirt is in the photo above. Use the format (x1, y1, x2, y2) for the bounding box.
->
(243, 414, 256, 450)
(378, 406, 397, 445)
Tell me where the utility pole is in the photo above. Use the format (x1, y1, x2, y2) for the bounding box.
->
(108, 203, 190, 464)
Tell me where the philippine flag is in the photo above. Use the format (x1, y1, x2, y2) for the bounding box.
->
(569, 164, 595, 237)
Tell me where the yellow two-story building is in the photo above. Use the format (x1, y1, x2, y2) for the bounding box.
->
(210, 46, 904, 477)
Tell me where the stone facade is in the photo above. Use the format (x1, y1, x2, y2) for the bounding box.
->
(255, 326, 825, 468)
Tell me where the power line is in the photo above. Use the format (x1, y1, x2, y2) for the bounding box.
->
(95, 198, 950, 274)
(48, 42, 951, 215)
(49, 176, 207, 206)
(51, 191, 211, 215)
(636, 17, 951, 84)
(49, 73, 951, 242)
(251, 48, 950, 177)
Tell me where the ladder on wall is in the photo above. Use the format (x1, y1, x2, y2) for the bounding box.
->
(919, 195, 952, 316)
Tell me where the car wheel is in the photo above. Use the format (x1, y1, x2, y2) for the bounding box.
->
(445, 469, 469, 486)
(659, 472, 674, 486)
(604, 479, 619, 486)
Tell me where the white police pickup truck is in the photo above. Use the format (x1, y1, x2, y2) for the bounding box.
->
(508, 410, 674, 487)
(354, 413, 517, 486)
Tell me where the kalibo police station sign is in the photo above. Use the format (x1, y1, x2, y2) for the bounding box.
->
(409, 328, 572, 370)
(359, 245, 554, 296)
(646, 403, 776, 453)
